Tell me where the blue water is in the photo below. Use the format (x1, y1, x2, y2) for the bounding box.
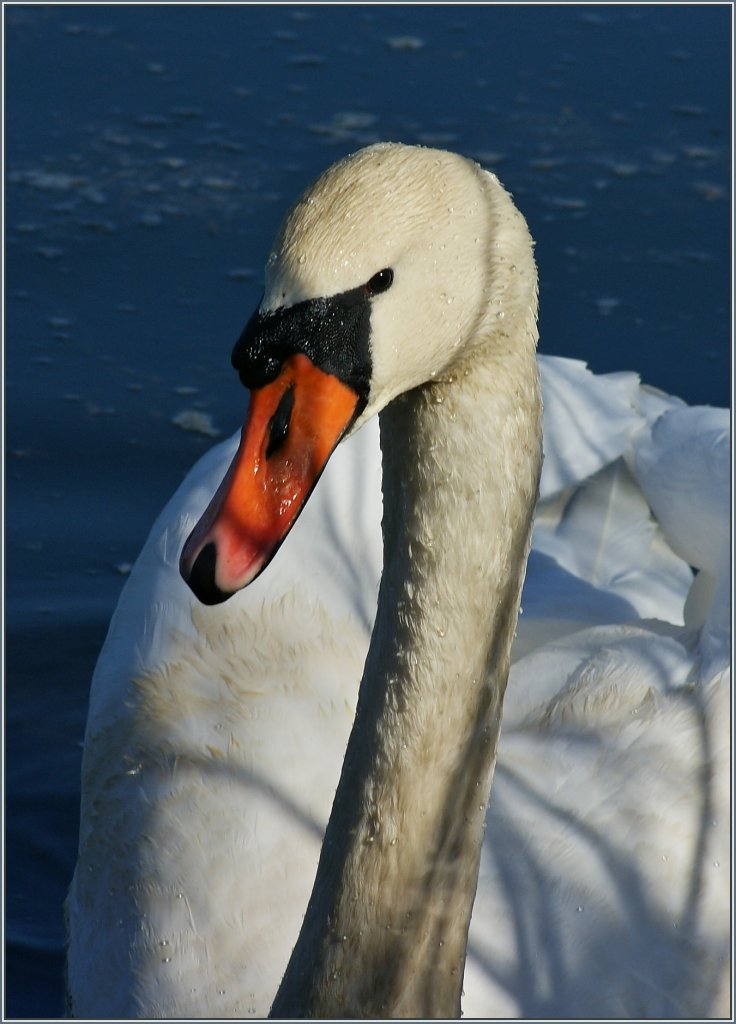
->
(5, 5, 730, 1018)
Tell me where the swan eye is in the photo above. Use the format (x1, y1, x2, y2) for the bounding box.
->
(266, 383, 295, 459)
(365, 268, 394, 297)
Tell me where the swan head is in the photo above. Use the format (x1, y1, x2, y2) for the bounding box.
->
(180, 143, 537, 604)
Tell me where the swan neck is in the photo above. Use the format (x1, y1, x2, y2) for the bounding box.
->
(271, 333, 541, 1018)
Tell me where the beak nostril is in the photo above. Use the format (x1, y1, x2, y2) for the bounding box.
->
(266, 383, 295, 459)
(187, 542, 232, 606)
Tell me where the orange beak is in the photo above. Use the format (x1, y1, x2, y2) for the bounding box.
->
(180, 353, 361, 604)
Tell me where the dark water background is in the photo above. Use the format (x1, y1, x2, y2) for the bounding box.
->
(4, 5, 731, 1018)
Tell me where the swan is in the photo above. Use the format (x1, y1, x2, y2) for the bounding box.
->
(66, 143, 731, 1018)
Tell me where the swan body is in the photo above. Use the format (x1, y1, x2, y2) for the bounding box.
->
(67, 144, 730, 1018)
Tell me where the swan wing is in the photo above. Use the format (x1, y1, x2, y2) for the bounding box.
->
(466, 625, 729, 1019)
(467, 373, 730, 1019)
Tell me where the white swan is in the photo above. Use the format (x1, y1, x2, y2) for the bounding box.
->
(67, 144, 730, 1018)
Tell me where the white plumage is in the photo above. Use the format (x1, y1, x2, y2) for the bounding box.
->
(67, 144, 730, 1019)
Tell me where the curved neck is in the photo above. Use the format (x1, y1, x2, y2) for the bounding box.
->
(271, 325, 541, 1018)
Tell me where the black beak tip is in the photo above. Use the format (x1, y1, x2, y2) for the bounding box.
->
(182, 541, 233, 606)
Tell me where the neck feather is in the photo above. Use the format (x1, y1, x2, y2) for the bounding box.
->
(272, 304, 541, 1019)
